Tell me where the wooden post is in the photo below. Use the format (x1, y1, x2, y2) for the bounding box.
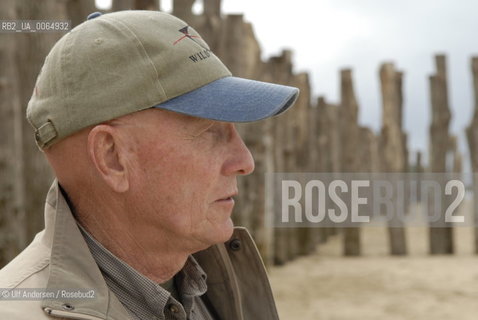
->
(339, 69, 361, 256)
(317, 97, 341, 174)
(0, 0, 27, 266)
(278, 51, 301, 262)
(316, 97, 340, 239)
(264, 51, 296, 265)
(428, 55, 454, 254)
(291, 73, 316, 256)
(172, 0, 195, 21)
(134, 0, 160, 10)
(466, 58, 478, 254)
(204, 0, 221, 17)
(112, 0, 134, 11)
(66, 0, 96, 27)
(358, 127, 379, 173)
(16, 0, 64, 245)
(379, 62, 407, 255)
(307, 102, 326, 245)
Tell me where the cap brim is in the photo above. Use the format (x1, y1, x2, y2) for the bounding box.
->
(153, 76, 299, 122)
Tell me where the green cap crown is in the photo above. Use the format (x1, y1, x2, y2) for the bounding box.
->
(27, 10, 231, 149)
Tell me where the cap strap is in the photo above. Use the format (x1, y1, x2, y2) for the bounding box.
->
(35, 120, 57, 149)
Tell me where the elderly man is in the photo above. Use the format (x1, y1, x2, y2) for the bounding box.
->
(0, 10, 298, 320)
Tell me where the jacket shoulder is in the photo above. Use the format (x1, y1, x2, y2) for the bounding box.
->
(0, 231, 52, 319)
(0, 230, 50, 288)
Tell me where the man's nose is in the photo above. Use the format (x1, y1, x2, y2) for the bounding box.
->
(223, 124, 255, 176)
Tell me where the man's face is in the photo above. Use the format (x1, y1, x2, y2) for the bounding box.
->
(120, 109, 254, 252)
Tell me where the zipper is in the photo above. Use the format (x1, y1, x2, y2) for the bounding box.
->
(43, 307, 104, 320)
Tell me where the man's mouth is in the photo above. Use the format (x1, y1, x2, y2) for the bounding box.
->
(217, 197, 234, 202)
(215, 191, 238, 203)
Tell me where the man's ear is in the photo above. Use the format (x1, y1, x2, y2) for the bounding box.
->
(87, 125, 129, 193)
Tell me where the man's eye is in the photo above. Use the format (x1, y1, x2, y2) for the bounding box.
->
(205, 125, 226, 141)
(206, 126, 221, 135)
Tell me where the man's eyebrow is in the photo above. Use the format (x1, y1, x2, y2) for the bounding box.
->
(182, 120, 215, 139)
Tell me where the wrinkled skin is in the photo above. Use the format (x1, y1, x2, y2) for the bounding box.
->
(45, 109, 255, 283)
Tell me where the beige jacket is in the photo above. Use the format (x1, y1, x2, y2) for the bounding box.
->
(0, 182, 279, 320)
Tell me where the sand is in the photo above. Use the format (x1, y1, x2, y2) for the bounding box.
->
(269, 202, 478, 319)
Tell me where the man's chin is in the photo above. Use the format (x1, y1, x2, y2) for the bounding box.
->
(220, 219, 235, 241)
(204, 219, 235, 247)
(191, 220, 235, 253)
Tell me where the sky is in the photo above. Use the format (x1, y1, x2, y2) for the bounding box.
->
(96, 0, 478, 168)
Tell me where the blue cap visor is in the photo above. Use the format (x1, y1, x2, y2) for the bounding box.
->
(153, 76, 299, 122)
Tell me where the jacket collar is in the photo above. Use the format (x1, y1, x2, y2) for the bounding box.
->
(40, 181, 133, 320)
(40, 181, 246, 320)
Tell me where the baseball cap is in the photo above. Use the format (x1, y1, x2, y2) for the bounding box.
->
(27, 10, 299, 149)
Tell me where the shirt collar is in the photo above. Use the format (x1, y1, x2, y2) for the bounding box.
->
(78, 223, 208, 319)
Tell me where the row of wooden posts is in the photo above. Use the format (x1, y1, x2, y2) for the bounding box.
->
(1, 0, 477, 268)
(174, 1, 478, 265)
(233, 52, 473, 266)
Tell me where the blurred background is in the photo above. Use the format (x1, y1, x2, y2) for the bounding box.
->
(1, 0, 478, 319)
